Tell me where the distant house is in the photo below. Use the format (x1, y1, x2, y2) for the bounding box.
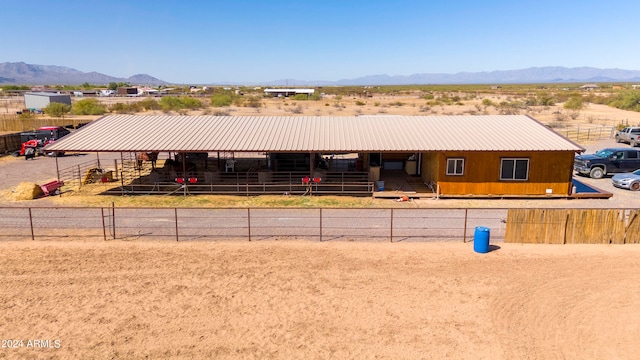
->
(580, 84, 598, 90)
(632, 85, 640, 90)
(264, 88, 315, 97)
(24, 92, 71, 110)
(117, 87, 138, 96)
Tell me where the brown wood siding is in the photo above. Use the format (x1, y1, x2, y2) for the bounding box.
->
(421, 153, 439, 182)
(429, 151, 575, 196)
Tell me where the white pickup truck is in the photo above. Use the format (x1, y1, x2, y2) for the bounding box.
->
(615, 127, 640, 146)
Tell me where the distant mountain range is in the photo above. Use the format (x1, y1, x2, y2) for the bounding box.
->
(264, 67, 640, 86)
(0, 62, 166, 86)
(2, 62, 640, 86)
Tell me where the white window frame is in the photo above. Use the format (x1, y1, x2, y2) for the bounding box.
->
(446, 158, 465, 176)
(500, 158, 529, 181)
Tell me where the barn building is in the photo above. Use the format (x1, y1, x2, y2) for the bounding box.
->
(45, 114, 585, 198)
(24, 92, 72, 110)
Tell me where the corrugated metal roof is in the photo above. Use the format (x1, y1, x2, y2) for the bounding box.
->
(45, 115, 585, 153)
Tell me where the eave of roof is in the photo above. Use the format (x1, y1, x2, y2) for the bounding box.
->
(44, 115, 585, 153)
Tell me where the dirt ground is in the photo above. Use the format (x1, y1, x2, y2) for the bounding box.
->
(1, 240, 639, 359)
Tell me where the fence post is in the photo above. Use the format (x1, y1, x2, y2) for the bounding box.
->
(28, 208, 34, 241)
(319, 208, 323, 242)
(175, 208, 179, 242)
(111, 202, 116, 239)
(390, 208, 394, 243)
(101, 208, 107, 241)
(247, 208, 251, 241)
(463, 208, 468, 243)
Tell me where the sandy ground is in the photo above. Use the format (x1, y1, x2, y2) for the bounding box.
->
(1, 240, 639, 359)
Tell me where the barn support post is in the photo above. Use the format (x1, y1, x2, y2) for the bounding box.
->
(28, 207, 34, 241)
(55, 155, 61, 196)
(182, 154, 187, 197)
(120, 152, 125, 196)
(77, 165, 82, 189)
(96, 152, 101, 169)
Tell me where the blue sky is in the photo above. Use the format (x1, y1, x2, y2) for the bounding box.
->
(3, 0, 639, 84)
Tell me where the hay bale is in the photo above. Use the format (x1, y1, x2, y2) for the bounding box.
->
(12, 182, 43, 200)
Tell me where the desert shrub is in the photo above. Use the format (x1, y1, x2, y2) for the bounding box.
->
(564, 96, 584, 110)
(535, 92, 555, 106)
(180, 96, 202, 109)
(355, 100, 365, 106)
(212, 109, 230, 116)
(159, 96, 202, 111)
(481, 98, 494, 107)
(19, 111, 34, 119)
(291, 94, 309, 101)
(108, 102, 131, 114)
(138, 98, 161, 111)
(211, 94, 233, 107)
(43, 102, 71, 117)
(423, 93, 435, 100)
(609, 91, 640, 112)
(288, 105, 303, 114)
(244, 96, 262, 108)
(72, 98, 107, 115)
(497, 101, 525, 115)
(374, 102, 380, 106)
(554, 111, 568, 122)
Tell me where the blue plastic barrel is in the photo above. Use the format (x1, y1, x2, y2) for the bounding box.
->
(375, 181, 385, 191)
(473, 226, 490, 253)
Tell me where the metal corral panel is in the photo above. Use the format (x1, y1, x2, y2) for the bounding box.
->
(24, 92, 72, 110)
(45, 115, 585, 153)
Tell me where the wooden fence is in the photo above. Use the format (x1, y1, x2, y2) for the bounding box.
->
(0, 114, 88, 132)
(505, 209, 640, 244)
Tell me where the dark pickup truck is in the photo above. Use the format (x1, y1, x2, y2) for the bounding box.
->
(574, 148, 640, 178)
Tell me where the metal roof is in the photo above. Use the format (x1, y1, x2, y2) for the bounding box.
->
(45, 115, 585, 153)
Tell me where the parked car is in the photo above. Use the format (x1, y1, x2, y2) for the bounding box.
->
(574, 148, 640, 179)
(611, 169, 640, 191)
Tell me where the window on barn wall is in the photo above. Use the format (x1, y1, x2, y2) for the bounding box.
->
(500, 158, 529, 180)
(446, 158, 464, 175)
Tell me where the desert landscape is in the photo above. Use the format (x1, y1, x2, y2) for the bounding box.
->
(1, 240, 640, 359)
(2, 87, 640, 359)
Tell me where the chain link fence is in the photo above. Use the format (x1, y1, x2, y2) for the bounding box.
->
(0, 206, 508, 243)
